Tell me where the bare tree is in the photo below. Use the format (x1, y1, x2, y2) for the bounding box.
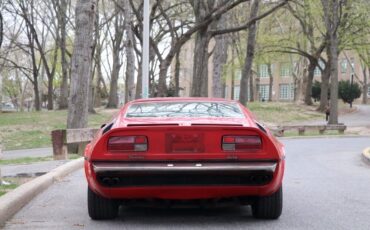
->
(67, 0, 96, 128)
(191, 0, 287, 97)
(53, 0, 70, 110)
(0, 10, 3, 113)
(0, 11, 3, 48)
(16, 0, 59, 110)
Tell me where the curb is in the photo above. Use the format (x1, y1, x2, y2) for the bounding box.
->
(0, 157, 84, 226)
(362, 147, 370, 165)
(278, 135, 370, 140)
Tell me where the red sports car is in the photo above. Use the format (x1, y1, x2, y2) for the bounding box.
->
(84, 97, 285, 220)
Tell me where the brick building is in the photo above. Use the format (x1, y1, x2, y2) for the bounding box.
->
(172, 41, 370, 102)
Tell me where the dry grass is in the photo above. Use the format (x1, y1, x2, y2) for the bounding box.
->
(0, 108, 118, 150)
(247, 102, 323, 126)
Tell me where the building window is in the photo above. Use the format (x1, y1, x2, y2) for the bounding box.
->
(259, 84, 269, 101)
(235, 70, 241, 82)
(259, 64, 269, 78)
(350, 57, 355, 74)
(233, 86, 251, 101)
(341, 59, 347, 73)
(314, 60, 325, 76)
(280, 63, 291, 77)
(279, 84, 294, 100)
(233, 86, 240, 100)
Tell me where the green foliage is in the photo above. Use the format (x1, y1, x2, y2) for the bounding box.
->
(338, 80, 362, 104)
(311, 80, 321, 101)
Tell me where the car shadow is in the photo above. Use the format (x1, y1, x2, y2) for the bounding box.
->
(115, 205, 267, 226)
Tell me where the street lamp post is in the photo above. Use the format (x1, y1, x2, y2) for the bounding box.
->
(350, 73, 354, 108)
(142, 0, 150, 99)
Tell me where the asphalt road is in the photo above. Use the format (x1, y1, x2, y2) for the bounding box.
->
(297, 104, 370, 127)
(338, 104, 370, 126)
(4, 137, 370, 230)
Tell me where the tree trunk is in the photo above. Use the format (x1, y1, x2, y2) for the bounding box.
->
(58, 0, 69, 110)
(94, 63, 103, 107)
(88, 64, 96, 113)
(94, 42, 104, 107)
(212, 16, 228, 98)
(322, 0, 339, 124)
(30, 38, 41, 111)
(304, 61, 316, 105)
(107, 6, 124, 108)
(231, 46, 236, 100)
(362, 67, 368, 104)
(94, 8, 104, 108)
(107, 54, 120, 108)
(47, 75, 54, 110)
(268, 63, 273, 102)
(249, 73, 254, 102)
(0, 16, 2, 112)
(67, 0, 96, 129)
(239, 0, 259, 105)
(124, 0, 136, 103)
(318, 62, 330, 111)
(88, 2, 99, 114)
(191, 28, 210, 97)
(190, 1, 215, 97)
(298, 58, 308, 103)
(33, 76, 41, 111)
(174, 51, 181, 97)
(135, 59, 143, 99)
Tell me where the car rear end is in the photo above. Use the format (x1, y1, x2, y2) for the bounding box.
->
(85, 99, 285, 219)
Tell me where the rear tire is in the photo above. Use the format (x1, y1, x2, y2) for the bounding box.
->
(88, 187, 119, 220)
(252, 186, 283, 219)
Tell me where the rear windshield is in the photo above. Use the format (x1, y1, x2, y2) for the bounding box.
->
(125, 101, 244, 118)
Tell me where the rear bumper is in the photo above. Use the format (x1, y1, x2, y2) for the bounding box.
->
(85, 160, 284, 199)
(93, 161, 277, 174)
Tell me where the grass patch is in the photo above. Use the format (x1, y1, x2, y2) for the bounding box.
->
(0, 109, 117, 151)
(0, 156, 54, 165)
(247, 102, 323, 125)
(0, 183, 18, 196)
(0, 178, 22, 197)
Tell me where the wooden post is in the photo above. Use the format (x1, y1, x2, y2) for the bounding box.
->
(51, 130, 68, 160)
(319, 127, 326, 134)
(338, 127, 345, 134)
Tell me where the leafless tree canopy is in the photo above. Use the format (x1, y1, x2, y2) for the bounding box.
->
(0, 0, 369, 126)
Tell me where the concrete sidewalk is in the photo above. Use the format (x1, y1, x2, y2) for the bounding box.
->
(1, 160, 70, 178)
(1, 148, 53, 160)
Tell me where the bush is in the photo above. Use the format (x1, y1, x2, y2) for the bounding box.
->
(338, 80, 361, 104)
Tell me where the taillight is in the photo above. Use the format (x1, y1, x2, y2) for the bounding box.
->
(222, 135, 262, 151)
(108, 136, 148, 152)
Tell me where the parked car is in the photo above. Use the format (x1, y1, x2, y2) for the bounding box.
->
(1, 102, 17, 112)
(84, 97, 285, 220)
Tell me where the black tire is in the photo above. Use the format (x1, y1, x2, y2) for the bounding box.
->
(88, 187, 119, 220)
(252, 186, 283, 219)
